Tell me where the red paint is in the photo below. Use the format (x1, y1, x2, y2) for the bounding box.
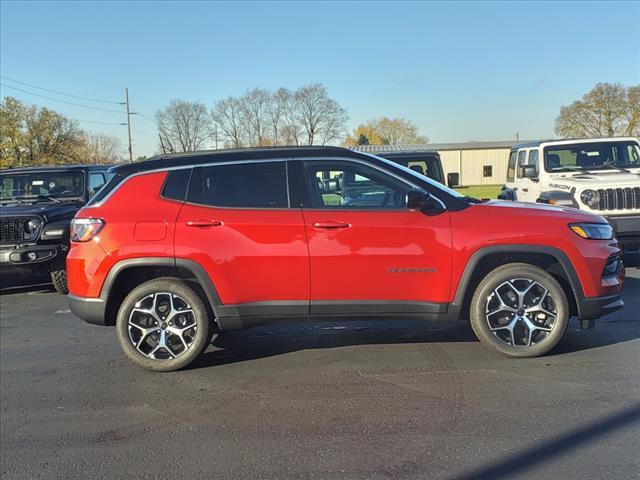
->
(67, 172, 623, 305)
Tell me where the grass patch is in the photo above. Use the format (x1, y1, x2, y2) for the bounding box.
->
(454, 184, 502, 200)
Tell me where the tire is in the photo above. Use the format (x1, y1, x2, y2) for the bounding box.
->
(116, 278, 213, 372)
(50, 269, 69, 294)
(469, 263, 569, 358)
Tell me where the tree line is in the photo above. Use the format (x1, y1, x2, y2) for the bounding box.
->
(0, 97, 124, 169)
(2, 81, 637, 169)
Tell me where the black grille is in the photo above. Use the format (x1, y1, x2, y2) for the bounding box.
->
(0, 217, 30, 242)
(595, 187, 640, 211)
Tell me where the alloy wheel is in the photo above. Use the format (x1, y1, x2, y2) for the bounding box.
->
(485, 278, 557, 347)
(128, 292, 197, 360)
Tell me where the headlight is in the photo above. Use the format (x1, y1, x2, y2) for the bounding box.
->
(569, 223, 613, 240)
(24, 218, 42, 237)
(580, 189, 600, 208)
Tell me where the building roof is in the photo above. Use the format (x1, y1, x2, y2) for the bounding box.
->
(352, 140, 522, 153)
(0, 164, 109, 174)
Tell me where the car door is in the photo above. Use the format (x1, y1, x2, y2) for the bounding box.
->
(298, 158, 453, 315)
(512, 149, 531, 201)
(524, 149, 542, 202)
(174, 160, 309, 314)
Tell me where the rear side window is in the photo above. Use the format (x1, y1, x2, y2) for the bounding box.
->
(162, 169, 192, 201)
(187, 161, 288, 208)
(506, 151, 517, 182)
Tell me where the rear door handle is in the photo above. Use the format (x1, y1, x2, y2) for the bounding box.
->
(185, 219, 223, 227)
(312, 221, 351, 229)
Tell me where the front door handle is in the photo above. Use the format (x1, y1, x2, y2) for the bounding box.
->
(312, 221, 351, 229)
(185, 219, 223, 227)
(522, 188, 529, 192)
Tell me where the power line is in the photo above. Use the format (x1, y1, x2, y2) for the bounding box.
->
(0, 75, 122, 105)
(77, 119, 127, 126)
(132, 128, 155, 138)
(0, 83, 125, 114)
(135, 112, 156, 124)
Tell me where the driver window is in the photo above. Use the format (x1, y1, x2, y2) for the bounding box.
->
(303, 161, 411, 209)
(528, 150, 539, 176)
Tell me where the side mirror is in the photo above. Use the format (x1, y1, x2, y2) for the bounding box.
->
(406, 189, 446, 215)
(447, 172, 460, 188)
(522, 165, 538, 179)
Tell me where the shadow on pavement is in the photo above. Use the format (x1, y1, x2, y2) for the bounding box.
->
(452, 402, 640, 480)
(191, 320, 477, 370)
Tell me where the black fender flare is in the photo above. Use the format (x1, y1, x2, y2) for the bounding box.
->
(100, 257, 222, 316)
(497, 186, 516, 201)
(449, 244, 586, 319)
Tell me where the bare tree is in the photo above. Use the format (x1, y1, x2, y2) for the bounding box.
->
(555, 82, 640, 138)
(156, 100, 212, 153)
(294, 84, 348, 145)
(212, 97, 246, 148)
(81, 133, 124, 164)
(343, 117, 428, 147)
(268, 88, 291, 146)
(240, 88, 271, 147)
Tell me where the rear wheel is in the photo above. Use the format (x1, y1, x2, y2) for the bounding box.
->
(50, 269, 68, 294)
(470, 263, 569, 358)
(116, 278, 212, 372)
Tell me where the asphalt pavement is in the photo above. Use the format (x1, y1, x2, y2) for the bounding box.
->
(1, 270, 639, 480)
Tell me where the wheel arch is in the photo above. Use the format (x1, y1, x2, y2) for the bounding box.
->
(451, 245, 585, 321)
(101, 257, 221, 326)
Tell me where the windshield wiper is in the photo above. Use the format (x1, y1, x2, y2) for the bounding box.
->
(14, 194, 61, 203)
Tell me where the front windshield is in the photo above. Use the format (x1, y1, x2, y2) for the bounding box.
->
(0, 171, 85, 200)
(544, 141, 640, 172)
(365, 153, 466, 198)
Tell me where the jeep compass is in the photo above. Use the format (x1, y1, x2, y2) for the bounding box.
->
(67, 147, 624, 371)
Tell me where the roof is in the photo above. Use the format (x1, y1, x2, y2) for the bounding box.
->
(0, 164, 110, 174)
(512, 136, 640, 149)
(352, 140, 520, 153)
(113, 146, 362, 176)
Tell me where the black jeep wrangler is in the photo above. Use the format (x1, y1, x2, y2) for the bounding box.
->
(0, 165, 111, 293)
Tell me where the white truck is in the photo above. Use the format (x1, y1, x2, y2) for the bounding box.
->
(499, 137, 640, 261)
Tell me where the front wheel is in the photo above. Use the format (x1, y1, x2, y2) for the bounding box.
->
(470, 263, 569, 358)
(116, 278, 212, 372)
(50, 269, 68, 294)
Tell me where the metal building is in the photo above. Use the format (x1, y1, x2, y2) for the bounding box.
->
(353, 141, 517, 186)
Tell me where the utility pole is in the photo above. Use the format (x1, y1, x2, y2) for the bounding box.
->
(125, 88, 133, 163)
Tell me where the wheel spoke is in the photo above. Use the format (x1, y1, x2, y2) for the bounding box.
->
(127, 291, 197, 360)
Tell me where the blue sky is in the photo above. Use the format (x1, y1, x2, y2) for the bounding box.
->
(1, 0, 638, 158)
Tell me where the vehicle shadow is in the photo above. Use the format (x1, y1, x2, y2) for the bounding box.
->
(0, 273, 53, 295)
(452, 402, 640, 480)
(190, 319, 477, 370)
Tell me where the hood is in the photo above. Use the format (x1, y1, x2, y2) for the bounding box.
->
(546, 170, 640, 189)
(478, 199, 605, 222)
(0, 201, 82, 222)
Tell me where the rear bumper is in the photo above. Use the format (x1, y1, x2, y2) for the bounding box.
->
(68, 294, 107, 326)
(578, 293, 624, 321)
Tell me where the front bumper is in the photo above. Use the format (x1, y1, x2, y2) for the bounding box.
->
(68, 294, 107, 326)
(607, 215, 640, 253)
(0, 244, 61, 268)
(577, 293, 624, 321)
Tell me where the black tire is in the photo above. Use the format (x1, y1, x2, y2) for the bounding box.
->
(116, 277, 213, 372)
(469, 263, 569, 358)
(50, 269, 68, 294)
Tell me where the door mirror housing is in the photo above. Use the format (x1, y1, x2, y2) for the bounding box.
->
(522, 165, 538, 179)
(406, 189, 446, 215)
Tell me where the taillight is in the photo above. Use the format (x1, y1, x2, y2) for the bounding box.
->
(70, 218, 105, 242)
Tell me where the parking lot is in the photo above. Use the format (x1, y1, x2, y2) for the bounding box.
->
(0, 270, 638, 480)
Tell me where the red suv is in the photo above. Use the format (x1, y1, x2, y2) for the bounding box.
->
(67, 147, 625, 371)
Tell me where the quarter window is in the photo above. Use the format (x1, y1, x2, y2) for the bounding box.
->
(187, 162, 288, 208)
(303, 161, 411, 209)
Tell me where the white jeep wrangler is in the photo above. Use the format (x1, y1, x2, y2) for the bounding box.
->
(499, 137, 640, 260)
